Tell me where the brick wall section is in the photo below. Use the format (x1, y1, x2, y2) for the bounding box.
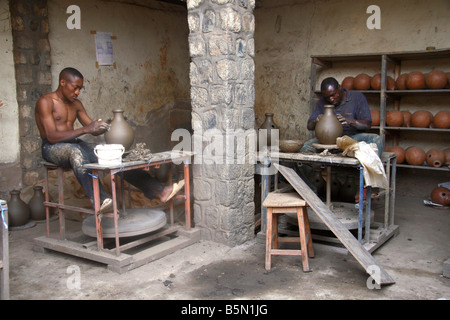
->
(9, 0, 52, 187)
(187, 0, 256, 246)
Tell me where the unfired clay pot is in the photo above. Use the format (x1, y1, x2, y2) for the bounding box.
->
(406, 72, 426, 90)
(411, 110, 433, 128)
(430, 187, 450, 206)
(353, 74, 371, 90)
(401, 111, 412, 127)
(105, 109, 135, 151)
(405, 147, 426, 166)
(426, 149, 445, 167)
(395, 74, 408, 90)
(370, 109, 380, 126)
(315, 105, 343, 145)
(433, 111, 450, 129)
(386, 110, 404, 127)
(342, 77, 354, 90)
(28, 186, 46, 221)
(259, 113, 279, 149)
(385, 146, 405, 164)
(8, 190, 30, 227)
(425, 70, 448, 89)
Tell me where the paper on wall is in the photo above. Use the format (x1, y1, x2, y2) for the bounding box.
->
(95, 32, 114, 66)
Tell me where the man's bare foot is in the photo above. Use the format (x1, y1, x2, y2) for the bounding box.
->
(160, 180, 185, 203)
(159, 185, 173, 202)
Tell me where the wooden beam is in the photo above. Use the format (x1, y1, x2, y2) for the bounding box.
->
(274, 163, 395, 285)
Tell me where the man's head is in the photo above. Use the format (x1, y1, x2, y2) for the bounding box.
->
(58, 67, 84, 102)
(320, 77, 344, 106)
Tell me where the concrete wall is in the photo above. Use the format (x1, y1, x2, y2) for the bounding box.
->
(47, 0, 190, 127)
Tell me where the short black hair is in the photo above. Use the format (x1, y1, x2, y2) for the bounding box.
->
(320, 77, 339, 92)
(59, 67, 84, 81)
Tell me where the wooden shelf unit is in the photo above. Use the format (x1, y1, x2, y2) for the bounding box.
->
(310, 48, 450, 171)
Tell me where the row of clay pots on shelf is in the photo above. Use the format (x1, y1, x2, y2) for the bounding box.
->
(385, 146, 450, 168)
(371, 110, 450, 129)
(342, 70, 450, 91)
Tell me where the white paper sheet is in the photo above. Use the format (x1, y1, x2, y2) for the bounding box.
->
(95, 32, 114, 66)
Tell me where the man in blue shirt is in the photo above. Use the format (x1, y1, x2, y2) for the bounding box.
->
(300, 77, 382, 155)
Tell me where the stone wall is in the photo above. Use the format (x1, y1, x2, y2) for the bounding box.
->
(9, 0, 52, 188)
(187, 0, 256, 246)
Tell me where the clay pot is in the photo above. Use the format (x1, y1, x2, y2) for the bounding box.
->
(430, 187, 450, 206)
(446, 72, 450, 89)
(405, 147, 426, 166)
(387, 76, 396, 90)
(8, 190, 30, 227)
(341, 77, 354, 90)
(28, 186, 46, 221)
(401, 111, 412, 127)
(104, 109, 135, 151)
(433, 111, 450, 129)
(353, 73, 371, 90)
(370, 74, 382, 90)
(259, 113, 279, 150)
(386, 110, 404, 127)
(411, 110, 433, 128)
(426, 149, 445, 167)
(315, 105, 343, 145)
(443, 148, 450, 165)
(395, 74, 408, 90)
(406, 72, 426, 90)
(425, 70, 448, 89)
(370, 109, 380, 126)
(385, 146, 405, 164)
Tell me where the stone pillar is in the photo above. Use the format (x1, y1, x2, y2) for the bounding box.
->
(187, 0, 256, 246)
(9, 0, 52, 186)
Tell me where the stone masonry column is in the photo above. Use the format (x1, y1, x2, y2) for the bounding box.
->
(187, 0, 256, 246)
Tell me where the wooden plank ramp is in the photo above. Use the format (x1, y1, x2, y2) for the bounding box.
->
(274, 163, 395, 285)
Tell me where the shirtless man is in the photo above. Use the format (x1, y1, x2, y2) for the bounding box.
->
(35, 67, 181, 212)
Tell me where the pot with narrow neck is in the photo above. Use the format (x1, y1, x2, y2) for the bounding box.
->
(258, 113, 279, 151)
(315, 105, 343, 145)
(105, 109, 135, 151)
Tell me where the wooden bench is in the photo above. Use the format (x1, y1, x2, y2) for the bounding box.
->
(263, 192, 314, 272)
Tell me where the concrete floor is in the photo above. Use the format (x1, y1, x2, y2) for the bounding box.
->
(5, 195, 450, 301)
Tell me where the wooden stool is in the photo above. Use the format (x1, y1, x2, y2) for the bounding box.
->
(263, 192, 314, 272)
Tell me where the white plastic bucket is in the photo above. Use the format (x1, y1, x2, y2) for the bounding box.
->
(94, 144, 125, 166)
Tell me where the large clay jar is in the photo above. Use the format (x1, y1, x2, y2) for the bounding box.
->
(405, 147, 426, 166)
(386, 110, 404, 127)
(370, 109, 380, 126)
(28, 186, 46, 221)
(443, 148, 450, 165)
(395, 74, 408, 90)
(385, 146, 405, 164)
(433, 111, 450, 129)
(259, 113, 279, 150)
(105, 109, 135, 151)
(341, 77, 354, 90)
(406, 72, 426, 90)
(430, 187, 450, 206)
(353, 73, 371, 90)
(315, 105, 343, 145)
(8, 189, 30, 227)
(425, 70, 448, 89)
(411, 110, 433, 128)
(426, 149, 445, 167)
(401, 110, 412, 127)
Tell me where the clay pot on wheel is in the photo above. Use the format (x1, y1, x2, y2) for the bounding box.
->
(406, 72, 426, 90)
(314, 105, 343, 145)
(426, 149, 445, 167)
(430, 187, 450, 206)
(353, 73, 371, 90)
(385, 146, 405, 164)
(258, 113, 279, 150)
(433, 111, 450, 129)
(425, 70, 448, 89)
(341, 77, 354, 90)
(386, 110, 404, 127)
(411, 110, 433, 128)
(370, 109, 380, 126)
(405, 147, 426, 166)
(395, 74, 408, 90)
(105, 109, 135, 151)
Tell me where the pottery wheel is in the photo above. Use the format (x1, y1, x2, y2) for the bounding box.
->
(285, 202, 374, 231)
(312, 143, 340, 150)
(82, 208, 167, 238)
